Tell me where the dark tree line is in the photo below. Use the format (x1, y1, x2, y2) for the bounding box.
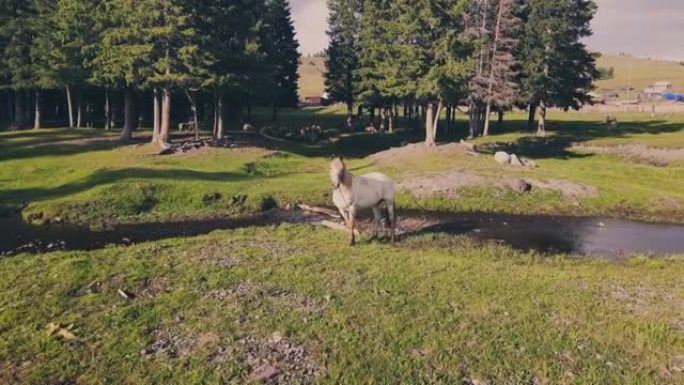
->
(325, 0, 599, 145)
(0, 0, 300, 145)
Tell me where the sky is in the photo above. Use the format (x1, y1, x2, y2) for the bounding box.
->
(288, 0, 684, 61)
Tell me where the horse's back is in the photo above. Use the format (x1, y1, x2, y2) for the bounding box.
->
(358, 172, 395, 201)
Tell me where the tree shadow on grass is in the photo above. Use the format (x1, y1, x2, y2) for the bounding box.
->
(0, 167, 252, 205)
(472, 119, 684, 160)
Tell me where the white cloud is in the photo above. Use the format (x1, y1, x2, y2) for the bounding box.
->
(289, 0, 329, 55)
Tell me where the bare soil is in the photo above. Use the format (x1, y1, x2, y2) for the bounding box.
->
(574, 144, 684, 166)
(398, 170, 598, 199)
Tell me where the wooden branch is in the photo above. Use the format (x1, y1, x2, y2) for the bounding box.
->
(319, 220, 361, 237)
(298, 204, 341, 219)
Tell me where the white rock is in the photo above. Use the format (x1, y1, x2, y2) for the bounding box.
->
(494, 151, 511, 165)
(510, 153, 524, 167)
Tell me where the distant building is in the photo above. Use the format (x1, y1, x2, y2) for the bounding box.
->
(644, 81, 673, 98)
(298, 96, 329, 108)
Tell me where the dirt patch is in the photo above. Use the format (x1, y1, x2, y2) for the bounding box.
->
(525, 178, 599, 198)
(136, 277, 172, 299)
(398, 170, 598, 199)
(239, 333, 322, 384)
(140, 328, 195, 359)
(575, 144, 684, 166)
(370, 142, 474, 166)
(204, 281, 327, 317)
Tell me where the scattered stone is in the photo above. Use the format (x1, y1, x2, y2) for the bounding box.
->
(510, 153, 524, 167)
(243, 123, 255, 132)
(249, 364, 280, 382)
(520, 156, 537, 167)
(494, 151, 512, 165)
(512, 179, 532, 194)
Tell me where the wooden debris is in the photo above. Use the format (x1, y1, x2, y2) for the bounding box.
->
(297, 204, 341, 219)
(118, 289, 131, 300)
(319, 220, 360, 237)
(46, 323, 77, 340)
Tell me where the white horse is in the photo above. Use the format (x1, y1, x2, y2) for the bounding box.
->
(329, 156, 396, 245)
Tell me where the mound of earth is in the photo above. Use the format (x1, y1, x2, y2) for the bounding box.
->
(398, 170, 598, 199)
(370, 141, 475, 165)
(574, 144, 684, 166)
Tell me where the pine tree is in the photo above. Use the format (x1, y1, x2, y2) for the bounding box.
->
(0, 0, 37, 129)
(516, 0, 598, 137)
(325, 0, 362, 129)
(262, 0, 300, 117)
(90, 0, 156, 141)
(482, 0, 519, 136)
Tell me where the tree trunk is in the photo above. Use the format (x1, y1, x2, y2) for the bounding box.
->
(537, 98, 547, 137)
(527, 103, 536, 130)
(425, 102, 435, 147)
(346, 101, 353, 130)
(483, 0, 505, 137)
(370, 107, 377, 132)
(33, 90, 41, 129)
(388, 107, 394, 133)
(159, 87, 171, 144)
(121, 87, 134, 142)
(468, 98, 477, 138)
(66, 85, 74, 128)
(13, 91, 24, 129)
(104, 90, 111, 130)
(152, 88, 161, 142)
(445, 105, 452, 131)
(379, 107, 386, 133)
(483, 101, 493, 136)
(498, 110, 504, 127)
(184, 89, 199, 140)
(216, 93, 225, 140)
(76, 95, 83, 128)
(433, 100, 443, 140)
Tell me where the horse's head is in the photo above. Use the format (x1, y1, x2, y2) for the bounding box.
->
(329, 156, 346, 189)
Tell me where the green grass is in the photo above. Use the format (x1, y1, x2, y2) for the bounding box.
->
(298, 56, 326, 98)
(2, 109, 684, 224)
(1, 225, 682, 384)
(2, 109, 684, 383)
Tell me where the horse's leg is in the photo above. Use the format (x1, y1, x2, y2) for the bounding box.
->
(386, 200, 396, 242)
(348, 206, 357, 246)
(371, 206, 382, 239)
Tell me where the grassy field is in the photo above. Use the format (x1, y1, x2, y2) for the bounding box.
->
(1, 109, 684, 384)
(298, 56, 326, 98)
(2, 109, 684, 225)
(1, 224, 683, 384)
(595, 54, 684, 93)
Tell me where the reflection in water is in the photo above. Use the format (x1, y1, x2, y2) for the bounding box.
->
(2, 210, 684, 259)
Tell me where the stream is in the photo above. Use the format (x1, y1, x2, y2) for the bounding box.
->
(2, 210, 684, 259)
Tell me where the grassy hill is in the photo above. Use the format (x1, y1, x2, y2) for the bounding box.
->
(595, 53, 684, 92)
(297, 53, 684, 98)
(298, 56, 326, 98)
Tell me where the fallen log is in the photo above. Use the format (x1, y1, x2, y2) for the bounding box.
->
(319, 219, 360, 237)
(298, 204, 341, 219)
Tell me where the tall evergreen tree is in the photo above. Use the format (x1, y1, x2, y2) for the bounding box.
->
(325, 0, 362, 129)
(90, 0, 156, 141)
(262, 0, 300, 115)
(0, 0, 37, 129)
(516, 0, 598, 137)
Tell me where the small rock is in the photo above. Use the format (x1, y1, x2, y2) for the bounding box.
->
(510, 153, 524, 167)
(271, 331, 284, 344)
(520, 156, 537, 167)
(250, 364, 280, 382)
(513, 179, 532, 194)
(494, 151, 511, 165)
